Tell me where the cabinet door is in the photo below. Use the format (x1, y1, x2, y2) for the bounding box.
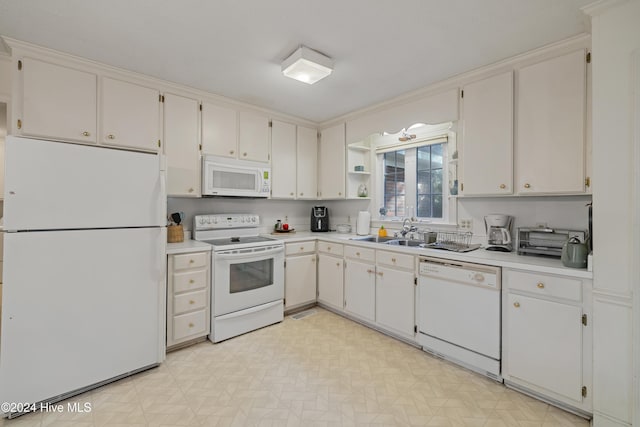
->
(238, 111, 269, 162)
(318, 254, 344, 310)
(296, 125, 318, 199)
(101, 77, 160, 152)
(375, 266, 415, 338)
(461, 71, 513, 195)
(318, 123, 346, 199)
(164, 93, 200, 197)
(505, 293, 583, 402)
(284, 254, 317, 309)
(201, 102, 238, 158)
(516, 50, 586, 194)
(270, 120, 297, 199)
(20, 58, 97, 144)
(344, 259, 375, 322)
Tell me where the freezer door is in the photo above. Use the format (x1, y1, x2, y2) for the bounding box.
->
(3, 136, 165, 230)
(0, 227, 166, 406)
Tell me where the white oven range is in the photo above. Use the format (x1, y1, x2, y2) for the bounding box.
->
(193, 214, 284, 343)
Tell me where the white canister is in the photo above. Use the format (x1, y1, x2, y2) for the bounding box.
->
(356, 211, 371, 235)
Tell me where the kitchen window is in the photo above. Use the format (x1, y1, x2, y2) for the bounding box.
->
(375, 123, 455, 223)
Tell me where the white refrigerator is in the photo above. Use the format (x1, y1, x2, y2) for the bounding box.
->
(0, 136, 166, 414)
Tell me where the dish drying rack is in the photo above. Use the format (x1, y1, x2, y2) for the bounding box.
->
(426, 230, 480, 252)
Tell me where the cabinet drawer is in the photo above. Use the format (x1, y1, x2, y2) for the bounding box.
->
(344, 245, 375, 263)
(285, 241, 316, 255)
(318, 242, 344, 256)
(173, 310, 207, 341)
(173, 289, 208, 315)
(173, 269, 208, 293)
(173, 252, 209, 270)
(505, 269, 582, 302)
(376, 250, 414, 270)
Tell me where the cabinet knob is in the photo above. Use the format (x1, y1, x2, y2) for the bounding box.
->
(391, 258, 396, 263)
(338, 192, 342, 196)
(311, 258, 316, 263)
(356, 252, 360, 256)
(188, 322, 194, 328)
(82, 131, 91, 137)
(327, 247, 331, 251)
(499, 184, 506, 189)
(189, 279, 195, 284)
(366, 269, 374, 274)
(290, 192, 294, 196)
(524, 183, 531, 189)
(189, 300, 195, 305)
(243, 152, 247, 157)
(377, 271, 384, 277)
(336, 262, 340, 267)
(537, 282, 545, 289)
(189, 259, 194, 264)
(230, 150, 235, 155)
(300, 247, 304, 251)
(107, 134, 115, 140)
(513, 302, 520, 308)
(188, 188, 194, 193)
(300, 192, 304, 196)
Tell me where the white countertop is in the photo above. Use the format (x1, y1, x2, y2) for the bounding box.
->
(166, 239, 212, 255)
(266, 231, 593, 279)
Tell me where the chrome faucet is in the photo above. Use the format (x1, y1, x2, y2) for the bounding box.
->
(400, 217, 418, 238)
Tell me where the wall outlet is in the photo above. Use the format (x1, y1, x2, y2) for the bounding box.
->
(459, 219, 472, 230)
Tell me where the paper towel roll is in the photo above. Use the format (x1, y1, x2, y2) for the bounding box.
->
(356, 211, 371, 235)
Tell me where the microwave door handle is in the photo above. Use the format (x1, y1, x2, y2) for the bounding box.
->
(216, 246, 284, 260)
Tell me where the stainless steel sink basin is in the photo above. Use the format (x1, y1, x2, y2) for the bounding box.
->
(350, 236, 424, 247)
(350, 236, 399, 243)
(385, 239, 423, 247)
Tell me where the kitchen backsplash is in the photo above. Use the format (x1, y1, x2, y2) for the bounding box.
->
(457, 195, 592, 238)
(168, 195, 591, 238)
(167, 197, 370, 235)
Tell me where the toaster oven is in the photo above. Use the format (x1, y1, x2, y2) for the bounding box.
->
(517, 227, 588, 257)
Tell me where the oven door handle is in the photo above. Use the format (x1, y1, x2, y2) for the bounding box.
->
(216, 246, 284, 260)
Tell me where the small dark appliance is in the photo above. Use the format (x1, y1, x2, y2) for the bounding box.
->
(311, 206, 329, 232)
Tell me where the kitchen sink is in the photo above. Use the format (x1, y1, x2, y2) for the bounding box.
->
(350, 236, 424, 247)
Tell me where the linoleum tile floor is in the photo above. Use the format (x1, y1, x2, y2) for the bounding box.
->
(1, 308, 589, 427)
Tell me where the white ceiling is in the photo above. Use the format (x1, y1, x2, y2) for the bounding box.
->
(0, 0, 592, 123)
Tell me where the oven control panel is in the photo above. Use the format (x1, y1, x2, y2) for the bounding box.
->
(194, 214, 260, 229)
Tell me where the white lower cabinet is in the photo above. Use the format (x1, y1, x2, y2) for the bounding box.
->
(502, 268, 592, 415)
(343, 245, 376, 322)
(167, 251, 211, 350)
(317, 243, 344, 311)
(375, 250, 416, 339)
(284, 241, 317, 311)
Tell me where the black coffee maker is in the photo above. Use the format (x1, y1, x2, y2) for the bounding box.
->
(311, 206, 329, 232)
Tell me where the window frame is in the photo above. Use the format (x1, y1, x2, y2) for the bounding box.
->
(373, 123, 457, 225)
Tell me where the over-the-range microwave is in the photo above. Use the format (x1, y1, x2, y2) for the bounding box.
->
(202, 155, 271, 197)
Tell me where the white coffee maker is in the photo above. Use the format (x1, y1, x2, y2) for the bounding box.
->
(484, 214, 514, 252)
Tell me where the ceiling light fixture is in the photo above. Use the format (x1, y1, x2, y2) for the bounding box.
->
(281, 45, 333, 84)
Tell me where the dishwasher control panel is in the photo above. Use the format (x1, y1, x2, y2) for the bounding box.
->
(418, 258, 501, 289)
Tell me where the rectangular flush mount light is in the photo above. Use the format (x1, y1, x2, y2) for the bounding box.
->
(282, 46, 333, 84)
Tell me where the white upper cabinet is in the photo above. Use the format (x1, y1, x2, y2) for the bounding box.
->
(318, 122, 346, 199)
(201, 101, 238, 158)
(101, 77, 160, 152)
(461, 71, 513, 196)
(238, 111, 270, 163)
(19, 57, 97, 144)
(296, 125, 318, 199)
(164, 93, 201, 197)
(516, 49, 587, 195)
(271, 120, 297, 199)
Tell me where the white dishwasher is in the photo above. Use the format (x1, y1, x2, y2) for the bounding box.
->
(417, 256, 502, 381)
